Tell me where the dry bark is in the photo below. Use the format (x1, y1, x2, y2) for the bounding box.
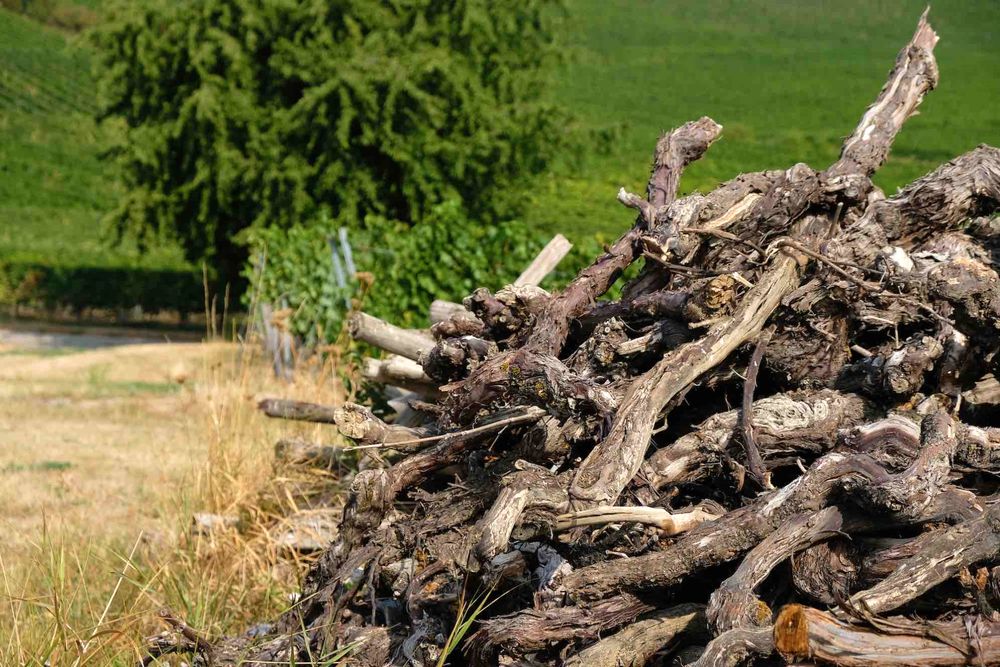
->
(560, 411, 960, 601)
(166, 14, 1000, 667)
(429, 233, 573, 326)
(848, 502, 1000, 615)
(332, 402, 431, 446)
(525, 116, 722, 358)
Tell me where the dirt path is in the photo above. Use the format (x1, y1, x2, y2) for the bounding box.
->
(0, 336, 236, 555)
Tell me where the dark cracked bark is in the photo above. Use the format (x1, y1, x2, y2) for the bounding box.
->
(177, 14, 1000, 667)
(526, 117, 723, 359)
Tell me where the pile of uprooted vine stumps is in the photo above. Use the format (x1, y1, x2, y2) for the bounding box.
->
(150, 13, 1000, 667)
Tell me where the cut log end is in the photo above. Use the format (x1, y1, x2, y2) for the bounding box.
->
(773, 604, 811, 660)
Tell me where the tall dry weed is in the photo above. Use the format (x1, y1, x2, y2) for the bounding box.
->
(1, 334, 355, 665)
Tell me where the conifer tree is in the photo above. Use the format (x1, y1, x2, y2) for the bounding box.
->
(93, 0, 566, 284)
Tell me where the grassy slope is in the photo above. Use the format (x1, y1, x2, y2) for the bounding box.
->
(1, 2, 997, 293)
(528, 0, 1000, 240)
(0, 8, 187, 274)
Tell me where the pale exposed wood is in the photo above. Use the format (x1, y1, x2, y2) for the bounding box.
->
(569, 225, 821, 510)
(832, 145, 1000, 265)
(963, 373, 1000, 407)
(469, 594, 655, 659)
(428, 234, 572, 324)
(827, 11, 938, 179)
(429, 299, 467, 324)
(348, 312, 434, 360)
(361, 355, 436, 393)
(346, 406, 548, 531)
(554, 504, 721, 534)
(271, 509, 340, 553)
(708, 506, 844, 633)
(641, 390, 868, 491)
(562, 412, 962, 601)
(848, 502, 1000, 615)
(472, 466, 567, 563)
(525, 116, 722, 358)
(515, 234, 572, 287)
(741, 327, 774, 489)
(687, 627, 774, 667)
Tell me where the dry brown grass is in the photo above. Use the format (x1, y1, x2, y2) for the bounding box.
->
(0, 336, 355, 665)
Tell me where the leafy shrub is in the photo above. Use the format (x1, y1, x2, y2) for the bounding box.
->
(244, 202, 598, 344)
(92, 0, 568, 286)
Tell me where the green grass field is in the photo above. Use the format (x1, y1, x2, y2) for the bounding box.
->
(0, 7, 198, 315)
(0, 1, 997, 309)
(527, 0, 1000, 240)
(0, 8, 107, 260)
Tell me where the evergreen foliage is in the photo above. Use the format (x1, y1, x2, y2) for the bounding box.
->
(92, 0, 568, 285)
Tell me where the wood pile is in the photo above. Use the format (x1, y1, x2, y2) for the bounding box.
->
(159, 13, 1000, 666)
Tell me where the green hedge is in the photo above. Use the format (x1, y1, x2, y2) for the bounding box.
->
(0, 260, 205, 315)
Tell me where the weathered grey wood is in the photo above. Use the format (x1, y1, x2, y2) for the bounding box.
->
(640, 390, 869, 491)
(964, 374, 1000, 407)
(709, 506, 851, 638)
(348, 312, 434, 360)
(346, 406, 547, 536)
(868, 145, 1000, 245)
(561, 411, 960, 601)
(259, 398, 337, 424)
(468, 595, 655, 660)
(428, 234, 572, 324)
(570, 218, 826, 510)
(192, 15, 1000, 666)
(567, 32, 941, 509)
(830, 145, 1000, 267)
(826, 11, 938, 180)
(686, 627, 774, 667)
(562, 603, 706, 667)
(361, 355, 437, 393)
(333, 402, 430, 446)
(848, 502, 1000, 615)
(271, 509, 340, 553)
(429, 299, 467, 324)
(554, 503, 720, 534)
(525, 116, 722, 358)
